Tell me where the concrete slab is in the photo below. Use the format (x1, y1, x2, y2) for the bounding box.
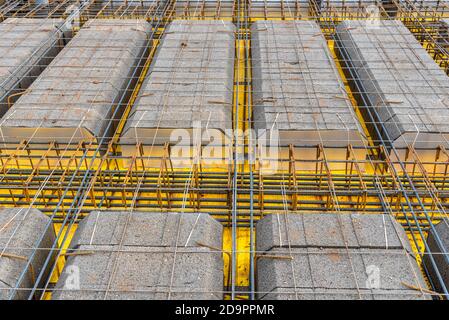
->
(423, 218, 449, 295)
(251, 20, 366, 148)
(256, 213, 430, 300)
(336, 20, 449, 172)
(315, 0, 377, 9)
(260, 287, 427, 300)
(53, 245, 223, 300)
(0, 207, 55, 300)
(121, 20, 235, 153)
(0, 18, 65, 116)
(256, 213, 408, 252)
(53, 211, 223, 300)
(0, 19, 150, 144)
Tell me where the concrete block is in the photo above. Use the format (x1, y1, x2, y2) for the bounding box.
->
(53, 211, 223, 300)
(351, 213, 410, 250)
(336, 20, 449, 152)
(251, 20, 366, 148)
(256, 248, 313, 297)
(303, 214, 358, 248)
(0, 19, 150, 144)
(256, 213, 431, 300)
(53, 246, 223, 300)
(70, 211, 222, 249)
(120, 20, 235, 151)
(256, 213, 408, 251)
(256, 214, 307, 252)
(315, 0, 377, 10)
(361, 249, 427, 290)
(0, 207, 55, 300)
(0, 18, 64, 116)
(423, 218, 449, 295)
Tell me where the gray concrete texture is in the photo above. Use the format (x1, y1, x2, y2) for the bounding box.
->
(0, 18, 64, 116)
(256, 213, 430, 300)
(121, 20, 235, 145)
(0, 19, 150, 144)
(336, 20, 449, 147)
(251, 20, 365, 146)
(423, 218, 449, 295)
(315, 0, 377, 9)
(102, 0, 156, 5)
(0, 207, 55, 300)
(53, 211, 224, 300)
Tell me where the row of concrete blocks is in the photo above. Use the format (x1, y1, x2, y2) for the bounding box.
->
(1, 207, 448, 299)
(336, 20, 449, 150)
(1, 19, 449, 152)
(0, 18, 66, 116)
(256, 213, 440, 300)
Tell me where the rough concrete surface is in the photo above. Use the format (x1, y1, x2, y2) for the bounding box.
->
(256, 213, 430, 300)
(53, 211, 223, 300)
(0, 18, 64, 116)
(251, 20, 365, 147)
(336, 20, 449, 148)
(0, 207, 55, 300)
(0, 19, 150, 144)
(256, 213, 409, 252)
(121, 20, 235, 146)
(70, 211, 222, 249)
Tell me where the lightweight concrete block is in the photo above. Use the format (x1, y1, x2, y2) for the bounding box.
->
(53, 246, 222, 300)
(361, 249, 427, 290)
(0, 19, 150, 144)
(53, 211, 223, 300)
(256, 213, 408, 252)
(423, 218, 449, 295)
(251, 20, 366, 148)
(336, 20, 449, 150)
(0, 207, 55, 300)
(308, 248, 366, 289)
(303, 214, 359, 248)
(120, 20, 235, 150)
(260, 288, 316, 300)
(256, 213, 430, 300)
(351, 213, 410, 250)
(256, 248, 313, 296)
(0, 18, 64, 116)
(70, 211, 222, 249)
